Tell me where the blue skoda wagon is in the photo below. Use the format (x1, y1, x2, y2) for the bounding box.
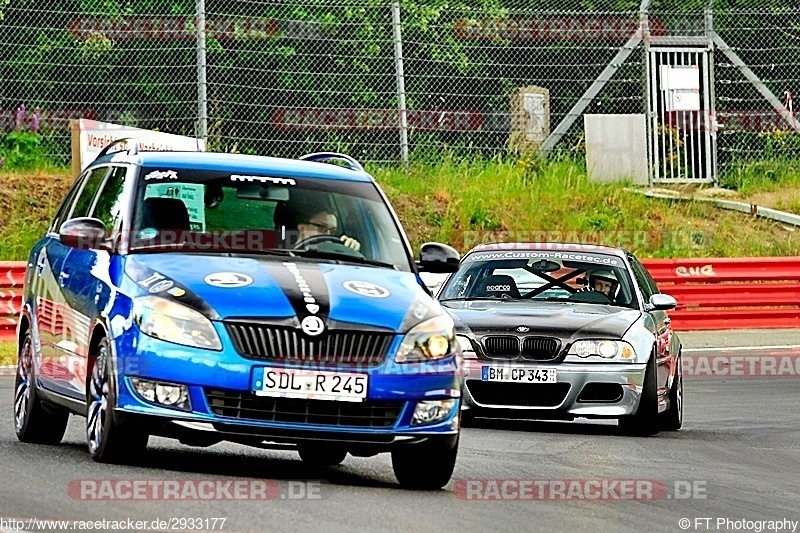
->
(14, 146, 462, 489)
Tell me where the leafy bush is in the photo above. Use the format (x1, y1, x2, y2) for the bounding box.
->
(0, 130, 46, 169)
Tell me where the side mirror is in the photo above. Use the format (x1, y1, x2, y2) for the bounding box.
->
(59, 217, 109, 250)
(417, 242, 460, 273)
(647, 293, 677, 311)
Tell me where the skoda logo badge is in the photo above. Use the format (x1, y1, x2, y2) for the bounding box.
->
(301, 315, 325, 336)
(515, 326, 530, 333)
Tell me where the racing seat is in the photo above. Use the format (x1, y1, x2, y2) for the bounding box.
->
(140, 197, 191, 231)
(475, 275, 521, 299)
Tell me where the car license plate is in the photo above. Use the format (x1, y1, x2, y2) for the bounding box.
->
(252, 368, 368, 402)
(481, 366, 557, 383)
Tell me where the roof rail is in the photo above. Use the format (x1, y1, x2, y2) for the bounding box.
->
(96, 138, 138, 160)
(298, 152, 364, 172)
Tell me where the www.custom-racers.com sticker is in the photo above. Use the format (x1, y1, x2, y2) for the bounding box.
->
(343, 280, 391, 298)
(204, 272, 253, 288)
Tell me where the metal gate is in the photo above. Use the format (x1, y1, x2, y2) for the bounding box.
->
(647, 47, 716, 184)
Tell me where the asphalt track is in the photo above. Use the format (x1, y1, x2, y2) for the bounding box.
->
(0, 330, 798, 533)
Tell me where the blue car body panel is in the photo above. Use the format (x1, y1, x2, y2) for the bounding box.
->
(19, 152, 461, 451)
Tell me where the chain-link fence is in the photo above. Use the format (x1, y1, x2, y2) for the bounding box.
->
(1, 0, 799, 173)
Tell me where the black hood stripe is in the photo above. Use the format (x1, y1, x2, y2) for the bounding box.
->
(125, 259, 219, 319)
(259, 261, 331, 320)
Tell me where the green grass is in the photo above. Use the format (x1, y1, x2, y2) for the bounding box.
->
(0, 167, 73, 260)
(370, 155, 800, 258)
(720, 157, 800, 196)
(1, 155, 799, 260)
(0, 340, 17, 367)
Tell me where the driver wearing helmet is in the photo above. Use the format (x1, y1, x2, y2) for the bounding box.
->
(588, 269, 619, 298)
(297, 210, 361, 251)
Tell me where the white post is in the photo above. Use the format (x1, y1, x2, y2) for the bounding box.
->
(196, 0, 208, 145)
(391, 1, 409, 165)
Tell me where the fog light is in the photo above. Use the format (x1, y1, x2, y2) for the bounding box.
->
(131, 378, 190, 411)
(412, 399, 457, 426)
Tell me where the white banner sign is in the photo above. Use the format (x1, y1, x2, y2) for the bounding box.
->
(71, 119, 205, 175)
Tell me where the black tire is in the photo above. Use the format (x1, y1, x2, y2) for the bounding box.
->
(618, 353, 660, 436)
(13, 332, 69, 444)
(297, 445, 347, 467)
(86, 338, 148, 463)
(659, 354, 683, 431)
(392, 439, 459, 490)
(460, 409, 476, 428)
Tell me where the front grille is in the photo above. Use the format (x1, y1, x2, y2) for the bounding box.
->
(482, 336, 519, 358)
(205, 389, 402, 427)
(521, 337, 562, 361)
(482, 335, 562, 361)
(224, 322, 393, 367)
(466, 381, 571, 407)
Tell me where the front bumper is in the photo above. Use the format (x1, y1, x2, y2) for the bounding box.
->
(112, 328, 461, 452)
(461, 359, 647, 420)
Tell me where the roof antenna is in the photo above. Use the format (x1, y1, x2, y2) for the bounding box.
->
(96, 137, 134, 159)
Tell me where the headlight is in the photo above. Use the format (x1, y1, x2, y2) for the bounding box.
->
(133, 296, 222, 350)
(566, 340, 635, 362)
(395, 315, 456, 363)
(457, 334, 477, 359)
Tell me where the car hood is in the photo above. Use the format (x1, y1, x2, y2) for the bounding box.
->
(442, 300, 641, 340)
(125, 254, 430, 331)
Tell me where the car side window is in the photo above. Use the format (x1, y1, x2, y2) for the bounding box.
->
(49, 175, 86, 233)
(629, 256, 656, 301)
(70, 166, 110, 219)
(91, 166, 128, 233)
(641, 263, 661, 296)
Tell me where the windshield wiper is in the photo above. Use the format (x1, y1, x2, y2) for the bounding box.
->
(132, 244, 297, 257)
(439, 297, 512, 302)
(291, 248, 398, 269)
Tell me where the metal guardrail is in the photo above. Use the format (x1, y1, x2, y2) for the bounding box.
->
(641, 258, 800, 330)
(0, 262, 25, 342)
(0, 258, 798, 341)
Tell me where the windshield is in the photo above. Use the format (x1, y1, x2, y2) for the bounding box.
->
(439, 250, 638, 309)
(129, 167, 412, 271)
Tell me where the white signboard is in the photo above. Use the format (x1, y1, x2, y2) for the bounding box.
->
(660, 65, 700, 91)
(584, 114, 648, 186)
(523, 92, 548, 142)
(671, 90, 701, 111)
(70, 119, 205, 175)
